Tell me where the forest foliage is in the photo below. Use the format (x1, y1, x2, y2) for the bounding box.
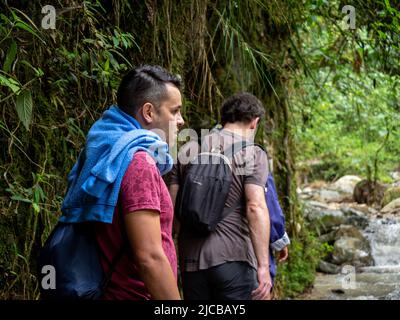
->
(0, 0, 398, 299)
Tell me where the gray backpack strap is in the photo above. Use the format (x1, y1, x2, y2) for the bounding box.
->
(226, 142, 270, 172)
(222, 140, 250, 159)
(220, 142, 269, 219)
(220, 141, 258, 219)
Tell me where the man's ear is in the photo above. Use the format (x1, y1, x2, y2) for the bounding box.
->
(249, 117, 260, 130)
(140, 102, 155, 124)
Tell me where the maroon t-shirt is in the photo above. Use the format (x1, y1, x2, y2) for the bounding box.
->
(94, 151, 177, 300)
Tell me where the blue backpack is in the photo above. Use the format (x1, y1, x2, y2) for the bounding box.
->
(264, 171, 290, 283)
(38, 222, 125, 300)
(243, 144, 289, 283)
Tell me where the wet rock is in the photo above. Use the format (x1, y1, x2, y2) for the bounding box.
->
(344, 203, 378, 216)
(335, 225, 365, 241)
(319, 225, 366, 244)
(341, 207, 369, 229)
(318, 229, 338, 243)
(304, 201, 348, 234)
(304, 200, 331, 210)
(385, 288, 400, 300)
(331, 288, 345, 294)
(345, 215, 369, 229)
(305, 205, 346, 234)
(298, 187, 316, 200)
(317, 261, 341, 274)
(314, 189, 345, 203)
(389, 171, 400, 182)
(331, 175, 362, 195)
(380, 198, 400, 215)
(382, 186, 400, 207)
(331, 236, 374, 267)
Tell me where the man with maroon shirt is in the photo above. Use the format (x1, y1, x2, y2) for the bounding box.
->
(61, 65, 184, 299)
(97, 66, 184, 299)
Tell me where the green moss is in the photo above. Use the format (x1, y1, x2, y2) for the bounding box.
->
(274, 232, 329, 298)
(382, 186, 400, 207)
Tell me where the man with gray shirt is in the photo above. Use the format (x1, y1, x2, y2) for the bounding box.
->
(168, 93, 273, 300)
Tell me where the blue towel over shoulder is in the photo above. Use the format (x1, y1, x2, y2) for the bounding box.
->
(60, 105, 173, 224)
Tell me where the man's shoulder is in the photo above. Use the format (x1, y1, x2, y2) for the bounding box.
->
(132, 150, 157, 167)
(234, 143, 268, 162)
(123, 151, 159, 180)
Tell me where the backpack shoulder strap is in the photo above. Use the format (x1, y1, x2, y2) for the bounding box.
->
(222, 140, 250, 159)
(96, 204, 128, 291)
(100, 242, 127, 291)
(234, 142, 271, 173)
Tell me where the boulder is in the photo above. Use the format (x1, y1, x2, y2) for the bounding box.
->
(316, 211, 346, 230)
(341, 207, 370, 229)
(344, 215, 369, 229)
(382, 186, 400, 207)
(298, 186, 316, 200)
(318, 225, 367, 244)
(353, 179, 386, 206)
(318, 229, 338, 244)
(305, 206, 346, 234)
(389, 171, 400, 182)
(380, 198, 400, 215)
(386, 288, 400, 300)
(317, 260, 341, 274)
(331, 236, 374, 267)
(303, 200, 331, 211)
(313, 189, 345, 203)
(331, 175, 362, 195)
(343, 203, 378, 216)
(335, 225, 365, 241)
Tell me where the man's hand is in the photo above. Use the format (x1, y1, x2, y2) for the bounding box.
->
(251, 266, 272, 300)
(278, 246, 289, 262)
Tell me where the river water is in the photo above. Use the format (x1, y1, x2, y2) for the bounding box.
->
(301, 216, 400, 300)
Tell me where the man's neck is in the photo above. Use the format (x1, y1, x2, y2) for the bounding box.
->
(222, 123, 255, 140)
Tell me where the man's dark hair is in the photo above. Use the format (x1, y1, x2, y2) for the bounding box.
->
(220, 92, 265, 125)
(117, 65, 181, 116)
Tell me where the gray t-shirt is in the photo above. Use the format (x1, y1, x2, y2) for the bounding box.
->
(168, 129, 269, 272)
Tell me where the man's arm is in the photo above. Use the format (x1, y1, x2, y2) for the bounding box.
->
(244, 183, 272, 300)
(169, 184, 179, 206)
(168, 183, 181, 235)
(124, 209, 181, 300)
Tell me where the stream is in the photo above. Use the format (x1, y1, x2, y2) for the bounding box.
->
(302, 215, 400, 300)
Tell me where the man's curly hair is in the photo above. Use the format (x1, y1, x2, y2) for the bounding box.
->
(220, 92, 265, 125)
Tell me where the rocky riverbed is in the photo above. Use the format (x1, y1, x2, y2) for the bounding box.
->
(296, 175, 400, 300)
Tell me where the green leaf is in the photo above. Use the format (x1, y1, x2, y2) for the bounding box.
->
(112, 36, 119, 47)
(32, 203, 40, 213)
(104, 58, 110, 72)
(15, 21, 38, 37)
(3, 41, 17, 73)
(15, 90, 33, 131)
(20, 60, 44, 77)
(0, 74, 20, 93)
(14, 19, 45, 43)
(10, 195, 31, 203)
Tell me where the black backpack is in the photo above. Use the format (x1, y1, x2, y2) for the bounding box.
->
(175, 140, 254, 235)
